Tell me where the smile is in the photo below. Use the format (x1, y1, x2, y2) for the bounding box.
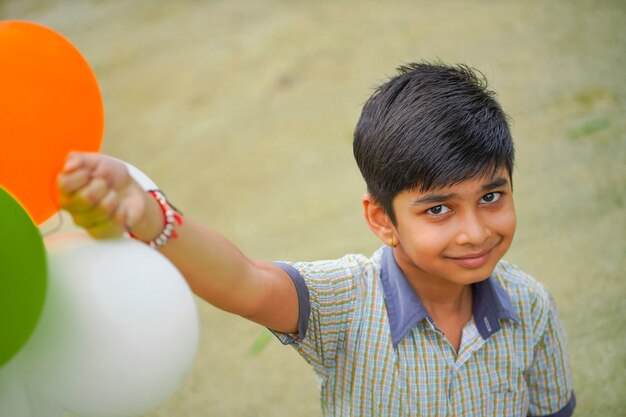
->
(447, 248, 493, 269)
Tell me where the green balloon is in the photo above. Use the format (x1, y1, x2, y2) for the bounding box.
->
(0, 188, 47, 367)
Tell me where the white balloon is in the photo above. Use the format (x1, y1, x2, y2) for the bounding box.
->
(0, 334, 65, 417)
(118, 159, 158, 191)
(0, 358, 33, 417)
(0, 378, 31, 417)
(24, 232, 199, 417)
(0, 353, 66, 417)
(24, 391, 65, 417)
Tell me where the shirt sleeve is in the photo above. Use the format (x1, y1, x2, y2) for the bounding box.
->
(270, 256, 359, 378)
(526, 292, 576, 417)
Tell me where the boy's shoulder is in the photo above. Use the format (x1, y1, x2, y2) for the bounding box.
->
(288, 249, 384, 279)
(287, 251, 378, 279)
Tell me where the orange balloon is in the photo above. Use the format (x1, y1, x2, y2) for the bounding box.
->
(0, 21, 103, 224)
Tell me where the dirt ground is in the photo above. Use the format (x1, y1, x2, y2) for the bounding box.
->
(2, 0, 624, 416)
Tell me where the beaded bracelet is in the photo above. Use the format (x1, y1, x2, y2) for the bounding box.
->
(130, 190, 183, 249)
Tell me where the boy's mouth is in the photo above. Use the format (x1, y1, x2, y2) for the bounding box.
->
(446, 246, 496, 269)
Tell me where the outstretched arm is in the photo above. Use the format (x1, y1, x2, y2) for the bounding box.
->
(57, 152, 299, 334)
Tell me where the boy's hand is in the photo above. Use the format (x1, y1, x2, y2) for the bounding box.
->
(58, 152, 157, 240)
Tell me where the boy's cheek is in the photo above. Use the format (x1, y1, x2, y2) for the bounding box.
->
(495, 198, 517, 235)
(495, 210, 517, 256)
(504, 204, 517, 236)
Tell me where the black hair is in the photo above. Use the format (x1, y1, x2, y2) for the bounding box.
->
(353, 61, 514, 224)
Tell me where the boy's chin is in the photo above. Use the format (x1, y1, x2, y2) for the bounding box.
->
(453, 262, 501, 284)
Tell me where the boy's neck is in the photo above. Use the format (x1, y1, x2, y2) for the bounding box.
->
(407, 275, 473, 317)
(392, 251, 474, 332)
(402, 272, 473, 352)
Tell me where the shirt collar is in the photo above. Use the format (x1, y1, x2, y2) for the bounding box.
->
(379, 246, 520, 347)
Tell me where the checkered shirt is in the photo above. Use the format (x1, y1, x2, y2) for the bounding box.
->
(273, 246, 575, 417)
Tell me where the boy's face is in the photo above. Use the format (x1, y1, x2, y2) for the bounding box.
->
(390, 169, 516, 287)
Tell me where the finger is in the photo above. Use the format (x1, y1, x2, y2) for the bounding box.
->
(93, 157, 131, 190)
(86, 220, 126, 240)
(69, 152, 105, 172)
(58, 168, 91, 196)
(63, 152, 129, 188)
(113, 200, 129, 227)
(99, 189, 120, 217)
(71, 189, 119, 228)
(69, 177, 110, 213)
(62, 151, 85, 173)
(122, 185, 148, 229)
(62, 151, 113, 177)
(74, 153, 130, 190)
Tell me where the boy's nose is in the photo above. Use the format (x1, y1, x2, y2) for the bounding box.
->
(455, 212, 491, 246)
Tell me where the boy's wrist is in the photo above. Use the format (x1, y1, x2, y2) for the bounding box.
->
(128, 189, 183, 248)
(128, 189, 165, 242)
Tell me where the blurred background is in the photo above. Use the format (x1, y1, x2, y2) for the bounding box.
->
(2, 0, 624, 415)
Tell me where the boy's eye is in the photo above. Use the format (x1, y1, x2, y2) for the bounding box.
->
(480, 192, 501, 204)
(426, 205, 450, 216)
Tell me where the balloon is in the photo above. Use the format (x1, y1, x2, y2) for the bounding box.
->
(0, 356, 64, 417)
(0, 188, 47, 368)
(24, 232, 198, 417)
(0, 21, 103, 225)
(0, 359, 32, 417)
(121, 160, 159, 190)
(23, 392, 65, 417)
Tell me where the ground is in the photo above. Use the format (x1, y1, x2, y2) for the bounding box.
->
(2, 0, 625, 416)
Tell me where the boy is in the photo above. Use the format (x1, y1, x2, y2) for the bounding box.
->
(58, 62, 575, 416)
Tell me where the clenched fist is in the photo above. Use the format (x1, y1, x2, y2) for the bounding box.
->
(57, 153, 160, 240)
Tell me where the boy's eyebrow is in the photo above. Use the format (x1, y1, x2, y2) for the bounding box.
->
(482, 177, 509, 191)
(412, 192, 458, 206)
(411, 177, 510, 206)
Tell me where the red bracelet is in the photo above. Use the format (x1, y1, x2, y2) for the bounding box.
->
(130, 190, 183, 249)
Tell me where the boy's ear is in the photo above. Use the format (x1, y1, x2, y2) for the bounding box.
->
(362, 193, 396, 246)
